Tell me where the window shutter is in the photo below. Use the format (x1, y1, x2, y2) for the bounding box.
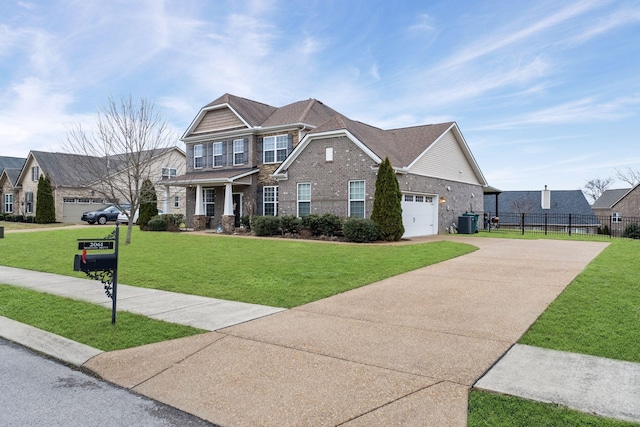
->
(187, 145, 194, 170)
(221, 142, 227, 166)
(207, 143, 213, 167)
(227, 141, 233, 166)
(243, 138, 249, 164)
(257, 137, 263, 165)
(287, 134, 293, 158)
(257, 186, 263, 216)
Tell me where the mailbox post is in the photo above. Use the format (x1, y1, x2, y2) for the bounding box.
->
(74, 223, 120, 324)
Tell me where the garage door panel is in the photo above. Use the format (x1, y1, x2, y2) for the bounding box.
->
(402, 194, 437, 238)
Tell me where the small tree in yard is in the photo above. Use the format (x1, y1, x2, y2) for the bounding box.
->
(138, 178, 158, 229)
(371, 157, 404, 241)
(35, 175, 56, 223)
(64, 95, 175, 244)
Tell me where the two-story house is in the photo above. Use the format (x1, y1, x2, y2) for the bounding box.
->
(165, 93, 489, 237)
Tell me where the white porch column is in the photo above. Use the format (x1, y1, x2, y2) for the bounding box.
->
(223, 182, 234, 216)
(163, 186, 170, 213)
(195, 184, 203, 215)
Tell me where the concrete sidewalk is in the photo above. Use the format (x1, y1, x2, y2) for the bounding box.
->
(75, 237, 616, 426)
(0, 265, 285, 331)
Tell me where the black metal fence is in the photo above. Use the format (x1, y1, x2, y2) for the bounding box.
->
(481, 211, 640, 239)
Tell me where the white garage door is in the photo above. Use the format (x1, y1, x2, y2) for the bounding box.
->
(402, 194, 438, 238)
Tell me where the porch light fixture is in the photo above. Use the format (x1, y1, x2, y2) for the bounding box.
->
(440, 197, 446, 204)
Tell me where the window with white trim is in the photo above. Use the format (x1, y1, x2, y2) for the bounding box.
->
(297, 183, 311, 217)
(233, 139, 244, 165)
(25, 192, 33, 214)
(174, 196, 180, 208)
(415, 195, 424, 202)
(203, 188, 215, 217)
(263, 135, 288, 163)
(161, 167, 177, 179)
(213, 142, 223, 167)
(349, 180, 365, 218)
(404, 195, 414, 202)
(63, 198, 77, 203)
(612, 212, 622, 223)
(263, 186, 278, 216)
(31, 166, 39, 182)
(325, 147, 333, 162)
(4, 194, 14, 213)
(194, 144, 204, 168)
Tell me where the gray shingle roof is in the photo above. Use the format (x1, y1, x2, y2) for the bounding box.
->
(206, 94, 277, 127)
(1, 168, 22, 186)
(591, 188, 632, 209)
(0, 156, 26, 173)
(483, 190, 598, 225)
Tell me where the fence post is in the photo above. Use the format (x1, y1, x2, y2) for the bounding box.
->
(544, 213, 548, 235)
(521, 213, 525, 235)
(568, 214, 572, 236)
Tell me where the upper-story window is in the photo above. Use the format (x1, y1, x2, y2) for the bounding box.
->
(233, 139, 245, 165)
(161, 167, 177, 179)
(263, 135, 288, 163)
(612, 212, 622, 223)
(31, 166, 39, 181)
(213, 142, 224, 167)
(194, 144, 204, 168)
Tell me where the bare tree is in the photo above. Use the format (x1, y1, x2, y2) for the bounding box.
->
(510, 197, 535, 213)
(64, 96, 175, 244)
(615, 167, 640, 187)
(583, 176, 615, 203)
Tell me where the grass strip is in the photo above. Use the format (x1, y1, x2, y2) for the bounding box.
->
(0, 228, 477, 308)
(0, 284, 205, 351)
(519, 239, 640, 363)
(468, 391, 638, 426)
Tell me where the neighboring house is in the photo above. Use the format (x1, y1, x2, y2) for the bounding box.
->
(0, 168, 23, 215)
(483, 187, 599, 234)
(2, 148, 186, 222)
(592, 186, 640, 233)
(164, 93, 489, 237)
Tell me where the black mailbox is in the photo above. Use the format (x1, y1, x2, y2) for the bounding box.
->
(74, 253, 118, 273)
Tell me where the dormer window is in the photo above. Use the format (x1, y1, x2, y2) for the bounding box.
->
(194, 144, 204, 168)
(263, 135, 288, 163)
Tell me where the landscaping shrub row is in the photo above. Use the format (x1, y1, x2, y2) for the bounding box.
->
(0, 213, 36, 223)
(143, 214, 184, 232)
(241, 214, 379, 243)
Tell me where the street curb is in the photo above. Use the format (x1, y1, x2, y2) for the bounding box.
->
(0, 316, 103, 367)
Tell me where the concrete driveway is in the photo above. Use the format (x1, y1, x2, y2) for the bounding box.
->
(85, 237, 608, 426)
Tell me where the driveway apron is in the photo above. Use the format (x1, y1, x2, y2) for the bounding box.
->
(84, 237, 608, 426)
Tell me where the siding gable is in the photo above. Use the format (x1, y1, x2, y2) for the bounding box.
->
(407, 130, 481, 185)
(191, 108, 246, 134)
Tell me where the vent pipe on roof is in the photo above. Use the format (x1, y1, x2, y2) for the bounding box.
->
(541, 185, 551, 209)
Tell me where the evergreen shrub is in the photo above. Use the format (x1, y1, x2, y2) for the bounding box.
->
(343, 218, 379, 242)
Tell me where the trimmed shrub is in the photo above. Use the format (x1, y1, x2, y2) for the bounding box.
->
(623, 223, 640, 239)
(280, 215, 302, 234)
(0, 213, 5, 220)
(13, 215, 24, 222)
(147, 216, 167, 231)
(35, 175, 56, 223)
(300, 214, 320, 236)
(343, 218, 379, 243)
(317, 213, 342, 236)
(138, 179, 158, 229)
(252, 216, 281, 236)
(371, 157, 404, 241)
(240, 215, 251, 230)
(25, 216, 35, 223)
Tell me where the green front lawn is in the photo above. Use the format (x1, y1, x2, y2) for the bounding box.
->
(0, 284, 205, 351)
(468, 391, 638, 427)
(0, 228, 476, 308)
(519, 239, 640, 363)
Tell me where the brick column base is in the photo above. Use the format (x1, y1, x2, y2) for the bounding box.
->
(193, 215, 207, 231)
(222, 215, 236, 234)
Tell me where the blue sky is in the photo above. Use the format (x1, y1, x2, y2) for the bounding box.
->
(1, 0, 639, 191)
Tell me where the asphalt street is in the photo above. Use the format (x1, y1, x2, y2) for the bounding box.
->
(0, 338, 218, 427)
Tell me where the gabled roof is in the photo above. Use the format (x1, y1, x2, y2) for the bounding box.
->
(205, 93, 277, 127)
(591, 188, 633, 209)
(0, 156, 26, 172)
(164, 167, 258, 186)
(261, 99, 343, 128)
(1, 168, 22, 187)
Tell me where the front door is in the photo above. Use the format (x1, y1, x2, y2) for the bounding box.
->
(233, 193, 242, 227)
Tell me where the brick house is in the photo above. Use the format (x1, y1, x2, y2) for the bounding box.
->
(2, 149, 185, 222)
(165, 94, 489, 237)
(592, 186, 640, 233)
